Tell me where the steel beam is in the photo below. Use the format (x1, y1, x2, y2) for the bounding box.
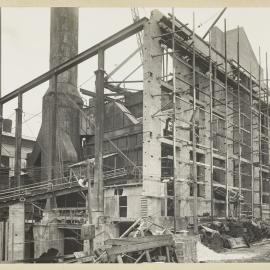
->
(94, 49, 105, 213)
(80, 88, 123, 103)
(14, 94, 22, 189)
(0, 17, 148, 105)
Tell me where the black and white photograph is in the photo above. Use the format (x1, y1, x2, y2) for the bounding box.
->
(0, 2, 270, 264)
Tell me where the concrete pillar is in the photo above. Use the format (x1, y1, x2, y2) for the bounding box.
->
(7, 202, 25, 261)
(83, 215, 118, 253)
(142, 10, 164, 218)
(0, 222, 4, 261)
(33, 210, 64, 258)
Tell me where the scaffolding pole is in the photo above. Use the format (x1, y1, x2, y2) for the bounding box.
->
(172, 7, 177, 234)
(209, 32, 214, 222)
(259, 47, 263, 219)
(192, 12, 198, 234)
(237, 26, 242, 220)
(266, 52, 270, 216)
(224, 19, 229, 219)
(250, 62, 254, 219)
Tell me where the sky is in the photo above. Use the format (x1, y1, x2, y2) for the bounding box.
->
(1, 7, 270, 139)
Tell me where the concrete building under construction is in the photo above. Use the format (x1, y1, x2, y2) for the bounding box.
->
(0, 7, 270, 262)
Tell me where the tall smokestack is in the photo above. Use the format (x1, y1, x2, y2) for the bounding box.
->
(39, 7, 82, 181)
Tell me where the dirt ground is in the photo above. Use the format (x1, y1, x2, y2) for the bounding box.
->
(204, 239, 270, 263)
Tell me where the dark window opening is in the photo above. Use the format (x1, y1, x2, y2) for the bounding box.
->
(119, 196, 127, 217)
(190, 183, 205, 198)
(161, 181, 175, 217)
(262, 194, 270, 204)
(114, 188, 123, 196)
(161, 143, 173, 178)
(163, 117, 173, 138)
(189, 121, 200, 144)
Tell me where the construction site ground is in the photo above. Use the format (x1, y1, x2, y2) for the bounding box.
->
(198, 239, 270, 262)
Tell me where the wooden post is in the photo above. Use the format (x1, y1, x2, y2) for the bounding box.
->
(165, 246, 170, 262)
(15, 94, 22, 190)
(266, 53, 270, 216)
(171, 7, 177, 235)
(258, 47, 263, 219)
(249, 63, 254, 219)
(209, 32, 214, 223)
(224, 19, 229, 219)
(87, 159, 94, 255)
(237, 26, 242, 220)
(94, 49, 105, 213)
(192, 12, 198, 234)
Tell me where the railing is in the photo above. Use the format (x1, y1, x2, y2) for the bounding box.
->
(0, 168, 128, 203)
(52, 207, 87, 225)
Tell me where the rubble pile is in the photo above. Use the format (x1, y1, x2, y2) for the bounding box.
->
(63, 217, 199, 263)
(94, 218, 179, 263)
(198, 218, 270, 252)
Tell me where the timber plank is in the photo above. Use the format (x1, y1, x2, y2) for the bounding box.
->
(105, 234, 173, 246)
(106, 238, 174, 256)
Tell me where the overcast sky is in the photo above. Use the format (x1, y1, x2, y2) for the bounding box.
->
(1, 7, 269, 138)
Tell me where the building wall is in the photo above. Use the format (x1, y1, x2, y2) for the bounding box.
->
(140, 9, 270, 225)
(104, 185, 142, 220)
(0, 133, 34, 189)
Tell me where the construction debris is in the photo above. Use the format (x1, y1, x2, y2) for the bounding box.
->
(61, 218, 198, 263)
(198, 218, 270, 252)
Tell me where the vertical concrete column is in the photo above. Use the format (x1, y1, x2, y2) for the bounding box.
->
(0, 222, 4, 261)
(8, 202, 25, 261)
(142, 10, 163, 217)
(33, 210, 64, 258)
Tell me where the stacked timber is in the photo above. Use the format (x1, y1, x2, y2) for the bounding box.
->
(93, 217, 199, 263)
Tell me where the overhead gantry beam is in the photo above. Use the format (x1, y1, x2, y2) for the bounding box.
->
(0, 17, 148, 105)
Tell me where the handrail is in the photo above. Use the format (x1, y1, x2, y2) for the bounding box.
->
(0, 168, 128, 202)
